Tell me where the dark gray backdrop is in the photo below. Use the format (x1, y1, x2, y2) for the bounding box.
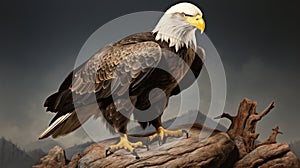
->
(0, 0, 299, 148)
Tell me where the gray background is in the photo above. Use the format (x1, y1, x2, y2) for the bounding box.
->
(0, 0, 299, 149)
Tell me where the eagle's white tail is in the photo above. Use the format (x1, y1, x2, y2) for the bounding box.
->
(38, 113, 73, 139)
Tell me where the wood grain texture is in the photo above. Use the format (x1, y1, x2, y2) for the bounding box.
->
(78, 124, 238, 168)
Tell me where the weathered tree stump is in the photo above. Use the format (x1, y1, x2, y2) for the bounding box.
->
(217, 98, 275, 157)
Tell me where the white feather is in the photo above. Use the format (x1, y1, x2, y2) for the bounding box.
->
(165, 2, 202, 16)
(153, 2, 202, 51)
(38, 113, 72, 139)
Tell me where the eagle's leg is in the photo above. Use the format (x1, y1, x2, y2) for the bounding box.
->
(106, 133, 143, 159)
(148, 118, 189, 145)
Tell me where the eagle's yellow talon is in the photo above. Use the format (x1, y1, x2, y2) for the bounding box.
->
(106, 134, 143, 159)
(148, 126, 188, 145)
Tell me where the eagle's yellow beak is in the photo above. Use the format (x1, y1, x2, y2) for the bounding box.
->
(185, 14, 206, 33)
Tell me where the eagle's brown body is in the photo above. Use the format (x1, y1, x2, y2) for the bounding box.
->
(40, 32, 204, 139)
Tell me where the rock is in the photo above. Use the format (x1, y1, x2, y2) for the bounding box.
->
(234, 143, 300, 168)
(78, 124, 238, 168)
(32, 146, 67, 168)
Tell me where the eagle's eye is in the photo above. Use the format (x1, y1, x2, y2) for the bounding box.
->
(183, 13, 194, 17)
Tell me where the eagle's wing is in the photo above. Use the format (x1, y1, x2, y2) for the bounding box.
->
(40, 41, 162, 139)
(71, 41, 162, 98)
(43, 41, 162, 127)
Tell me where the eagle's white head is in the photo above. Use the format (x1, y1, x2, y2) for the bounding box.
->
(153, 2, 205, 51)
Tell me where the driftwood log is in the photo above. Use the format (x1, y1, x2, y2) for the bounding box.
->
(33, 124, 239, 168)
(34, 98, 300, 168)
(77, 124, 239, 168)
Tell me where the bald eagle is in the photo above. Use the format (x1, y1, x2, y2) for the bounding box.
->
(39, 2, 205, 158)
